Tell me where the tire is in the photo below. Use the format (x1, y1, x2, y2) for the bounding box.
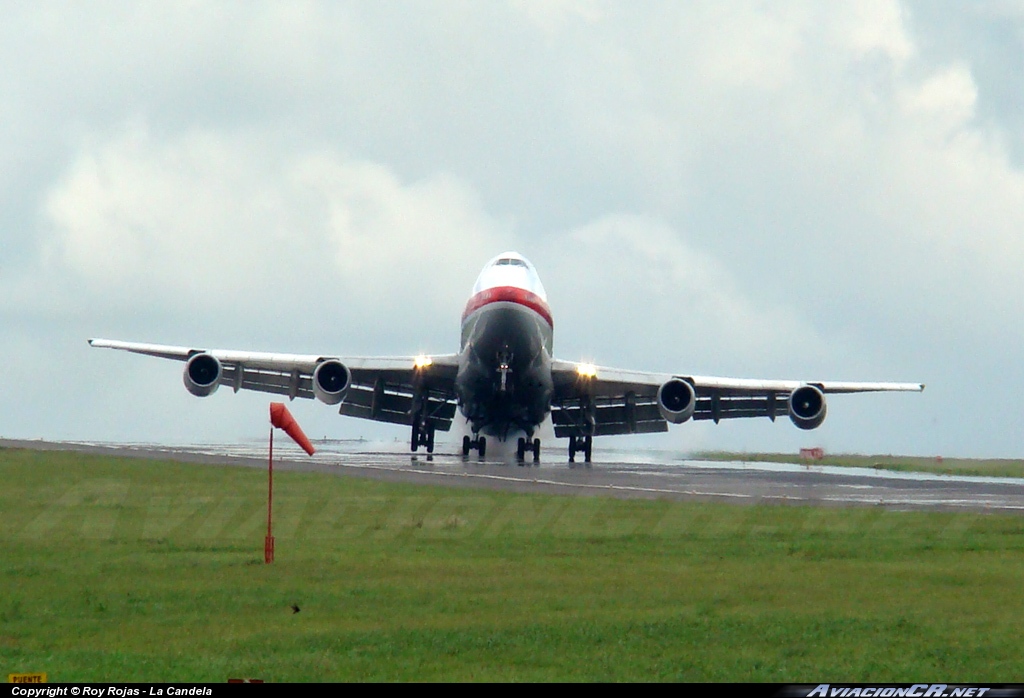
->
(478, 437, 486, 459)
(462, 435, 471, 457)
(532, 438, 540, 463)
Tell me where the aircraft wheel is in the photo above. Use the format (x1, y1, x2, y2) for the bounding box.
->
(516, 438, 526, 464)
(568, 435, 576, 463)
(584, 436, 593, 463)
(426, 427, 435, 453)
(532, 438, 540, 463)
(478, 436, 486, 459)
(410, 424, 420, 452)
(462, 435, 471, 457)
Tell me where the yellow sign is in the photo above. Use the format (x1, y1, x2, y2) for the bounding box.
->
(9, 674, 47, 683)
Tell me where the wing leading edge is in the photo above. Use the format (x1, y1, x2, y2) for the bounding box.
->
(549, 358, 923, 438)
(88, 339, 461, 432)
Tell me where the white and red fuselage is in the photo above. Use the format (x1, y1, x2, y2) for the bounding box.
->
(455, 252, 554, 441)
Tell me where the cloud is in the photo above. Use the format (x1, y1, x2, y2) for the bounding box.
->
(512, 0, 606, 32)
(34, 124, 507, 350)
(536, 215, 827, 374)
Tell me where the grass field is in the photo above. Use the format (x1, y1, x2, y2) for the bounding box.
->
(2, 446, 1023, 682)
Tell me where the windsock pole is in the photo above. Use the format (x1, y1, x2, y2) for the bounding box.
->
(266, 426, 275, 564)
(265, 402, 314, 564)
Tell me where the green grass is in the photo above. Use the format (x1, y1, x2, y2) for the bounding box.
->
(692, 451, 1024, 479)
(1, 447, 1023, 681)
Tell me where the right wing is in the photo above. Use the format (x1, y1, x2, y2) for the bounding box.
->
(88, 339, 462, 431)
(549, 358, 924, 437)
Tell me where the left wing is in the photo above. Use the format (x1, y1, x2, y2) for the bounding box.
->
(549, 358, 924, 437)
(88, 339, 462, 431)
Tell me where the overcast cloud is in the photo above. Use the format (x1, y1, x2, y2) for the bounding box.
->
(2, 1, 1023, 458)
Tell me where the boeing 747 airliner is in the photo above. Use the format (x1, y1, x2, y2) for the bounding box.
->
(90, 252, 923, 463)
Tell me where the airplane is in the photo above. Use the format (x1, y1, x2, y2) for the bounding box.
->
(89, 251, 924, 464)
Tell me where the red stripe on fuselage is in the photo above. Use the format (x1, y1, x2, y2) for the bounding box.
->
(462, 286, 553, 328)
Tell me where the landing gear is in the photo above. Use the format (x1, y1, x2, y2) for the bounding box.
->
(516, 437, 542, 465)
(410, 421, 435, 453)
(462, 434, 486, 459)
(568, 435, 592, 464)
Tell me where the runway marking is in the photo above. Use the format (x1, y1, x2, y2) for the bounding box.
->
(326, 459, 759, 499)
(321, 460, 1024, 511)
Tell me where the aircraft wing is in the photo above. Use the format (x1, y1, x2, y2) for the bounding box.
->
(549, 358, 924, 437)
(88, 339, 462, 431)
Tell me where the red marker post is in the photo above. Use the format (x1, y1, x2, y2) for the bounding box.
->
(266, 403, 315, 563)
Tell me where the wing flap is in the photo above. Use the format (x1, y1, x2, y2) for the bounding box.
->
(551, 394, 668, 438)
(221, 365, 315, 400)
(338, 382, 457, 431)
(692, 394, 791, 422)
(340, 401, 411, 426)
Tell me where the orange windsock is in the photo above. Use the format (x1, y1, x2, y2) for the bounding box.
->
(270, 402, 315, 456)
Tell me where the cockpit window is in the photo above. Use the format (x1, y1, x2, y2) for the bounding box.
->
(496, 258, 527, 267)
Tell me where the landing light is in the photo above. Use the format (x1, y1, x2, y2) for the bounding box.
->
(414, 355, 433, 369)
(576, 363, 597, 379)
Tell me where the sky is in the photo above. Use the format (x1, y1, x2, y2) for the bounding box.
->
(2, 1, 1023, 459)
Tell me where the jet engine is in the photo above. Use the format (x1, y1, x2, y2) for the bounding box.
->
(312, 359, 351, 405)
(788, 384, 827, 430)
(657, 378, 696, 424)
(183, 353, 222, 397)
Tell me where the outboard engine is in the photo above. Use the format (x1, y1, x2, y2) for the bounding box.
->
(657, 378, 697, 424)
(183, 353, 222, 397)
(788, 384, 827, 430)
(312, 359, 351, 405)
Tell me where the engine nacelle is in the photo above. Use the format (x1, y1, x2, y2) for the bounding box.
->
(657, 378, 696, 424)
(183, 353, 222, 397)
(312, 359, 351, 405)
(788, 384, 827, 430)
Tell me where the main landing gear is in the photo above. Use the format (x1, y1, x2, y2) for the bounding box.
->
(516, 437, 541, 465)
(462, 434, 487, 459)
(410, 421, 435, 453)
(568, 435, 592, 464)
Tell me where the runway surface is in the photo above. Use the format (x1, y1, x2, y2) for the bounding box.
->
(6, 437, 1024, 514)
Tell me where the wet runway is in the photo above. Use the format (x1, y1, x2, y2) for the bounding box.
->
(5, 438, 1024, 514)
